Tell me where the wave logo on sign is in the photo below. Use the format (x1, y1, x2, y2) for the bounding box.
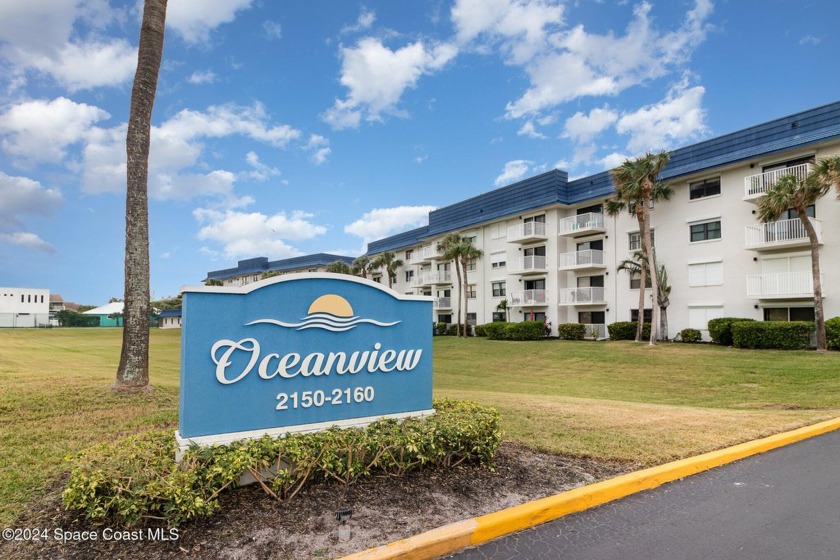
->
(245, 294, 401, 332)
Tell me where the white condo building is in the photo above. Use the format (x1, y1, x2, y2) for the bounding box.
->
(209, 102, 840, 339)
(0, 287, 51, 327)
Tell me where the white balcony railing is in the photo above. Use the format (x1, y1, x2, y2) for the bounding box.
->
(558, 212, 606, 236)
(510, 255, 547, 274)
(558, 287, 606, 305)
(433, 297, 451, 309)
(743, 163, 813, 198)
(746, 271, 816, 298)
(745, 217, 821, 249)
(558, 249, 605, 269)
(581, 323, 607, 339)
(420, 244, 445, 261)
(507, 221, 547, 242)
(506, 290, 548, 307)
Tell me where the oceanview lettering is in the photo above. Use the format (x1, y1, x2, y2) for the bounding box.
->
(211, 339, 423, 385)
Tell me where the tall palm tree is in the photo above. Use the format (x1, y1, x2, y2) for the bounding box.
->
(437, 233, 465, 336)
(810, 155, 840, 196)
(352, 255, 372, 278)
(325, 260, 352, 275)
(458, 239, 483, 337)
(115, 0, 167, 391)
(756, 172, 830, 351)
(617, 251, 671, 341)
(372, 251, 403, 288)
(605, 151, 672, 345)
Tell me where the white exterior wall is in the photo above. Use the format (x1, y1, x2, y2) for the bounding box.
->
(0, 287, 51, 327)
(368, 139, 840, 339)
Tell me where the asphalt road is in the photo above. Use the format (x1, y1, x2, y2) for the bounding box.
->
(450, 428, 840, 560)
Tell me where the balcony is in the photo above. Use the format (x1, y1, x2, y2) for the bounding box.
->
(558, 287, 607, 306)
(508, 221, 547, 244)
(506, 290, 548, 307)
(409, 244, 445, 263)
(580, 323, 607, 340)
(746, 271, 818, 299)
(745, 217, 821, 251)
(743, 163, 813, 200)
(558, 212, 606, 237)
(509, 255, 547, 275)
(411, 271, 452, 287)
(433, 297, 452, 310)
(558, 250, 607, 272)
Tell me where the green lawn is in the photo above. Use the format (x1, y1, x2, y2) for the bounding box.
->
(1, 329, 839, 525)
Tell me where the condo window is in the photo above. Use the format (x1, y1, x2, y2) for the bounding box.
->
(577, 204, 603, 215)
(628, 230, 655, 251)
(690, 221, 721, 242)
(630, 309, 653, 323)
(629, 272, 652, 290)
(405, 249, 413, 261)
(688, 261, 723, 287)
(492, 281, 506, 297)
(466, 313, 477, 326)
(438, 314, 452, 324)
(490, 251, 506, 269)
(466, 284, 477, 299)
(764, 307, 815, 322)
(688, 305, 725, 330)
(689, 177, 721, 200)
(492, 312, 506, 322)
(780, 204, 815, 221)
(404, 270, 414, 282)
(466, 257, 477, 271)
(524, 214, 546, 223)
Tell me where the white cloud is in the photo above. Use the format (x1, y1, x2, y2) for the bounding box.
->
(616, 79, 707, 153)
(242, 151, 281, 181)
(160, 103, 301, 147)
(599, 152, 630, 170)
(562, 106, 618, 143)
(193, 207, 327, 259)
(502, 1, 714, 118)
(0, 97, 110, 163)
(344, 206, 436, 243)
(517, 120, 547, 139)
(0, 171, 62, 228)
(188, 70, 217, 84)
(263, 20, 282, 40)
(494, 159, 533, 186)
(323, 38, 457, 129)
(305, 134, 331, 165)
(166, 0, 254, 44)
(0, 231, 55, 252)
(25, 39, 137, 91)
(342, 9, 376, 34)
(799, 35, 821, 46)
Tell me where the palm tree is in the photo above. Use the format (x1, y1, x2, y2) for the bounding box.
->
(372, 251, 404, 288)
(617, 251, 671, 341)
(115, 0, 167, 392)
(325, 260, 352, 275)
(810, 156, 840, 196)
(457, 239, 483, 337)
(437, 233, 465, 336)
(757, 172, 830, 351)
(352, 256, 372, 278)
(496, 299, 509, 322)
(605, 152, 672, 345)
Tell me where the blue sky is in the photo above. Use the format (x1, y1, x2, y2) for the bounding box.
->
(1, 0, 837, 305)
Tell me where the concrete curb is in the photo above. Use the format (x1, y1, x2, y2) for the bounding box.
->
(339, 417, 840, 560)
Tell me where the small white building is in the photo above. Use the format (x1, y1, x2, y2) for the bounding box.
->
(0, 287, 51, 327)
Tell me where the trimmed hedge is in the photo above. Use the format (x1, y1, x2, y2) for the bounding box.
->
(483, 322, 508, 340)
(731, 321, 813, 350)
(501, 320, 545, 341)
(679, 328, 702, 343)
(63, 399, 501, 527)
(556, 323, 586, 340)
(607, 321, 651, 341)
(474, 324, 488, 337)
(826, 317, 840, 351)
(707, 317, 755, 346)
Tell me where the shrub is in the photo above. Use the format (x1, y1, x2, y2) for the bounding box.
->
(826, 317, 840, 351)
(447, 323, 472, 337)
(503, 321, 544, 341)
(484, 322, 509, 340)
(556, 323, 586, 340)
(474, 324, 487, 337)
(707, 317, 755, 346)
(731, 321, 813, 350)
(607, 321, 651, 341)
(63, 400, 501, 527)
(679, 328, 702, 343)
(434, 322, 448, 336)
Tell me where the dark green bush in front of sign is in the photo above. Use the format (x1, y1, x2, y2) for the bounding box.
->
(62, 399, 501, 527)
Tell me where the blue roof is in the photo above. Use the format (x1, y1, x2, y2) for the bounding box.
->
(205, 253, 356, 281)
(367, 100, 840, 254)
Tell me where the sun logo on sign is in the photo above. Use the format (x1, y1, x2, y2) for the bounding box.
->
(245, 294, 400, 332)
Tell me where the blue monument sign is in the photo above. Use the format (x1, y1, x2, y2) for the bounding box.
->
(176, 274, 434, 448)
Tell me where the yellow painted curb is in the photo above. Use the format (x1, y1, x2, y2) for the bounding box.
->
(339, 417, 840, 560)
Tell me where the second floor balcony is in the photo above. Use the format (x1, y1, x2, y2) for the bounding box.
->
(433, 297, 452, 309)
(558, 212, 606, 237)
(746, 271, 818, 299)
(743, 162, 813, 200)
(744, 217, 821, 251)
(558, 287, 607, 306)
(558, 249, 606, 271)
(509, 255, 548, 275)
(507, 289, 548, 307)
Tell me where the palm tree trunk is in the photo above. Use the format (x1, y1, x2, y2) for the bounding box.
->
(641, 190, 659, 346)
(115, 0, 167, 391)
(453, 261, 462, 337)
(800, 211, 826, 351)
(660, 303, 669, 342)
(461, 256, 469, 338)
(634, 210, 647, 342)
